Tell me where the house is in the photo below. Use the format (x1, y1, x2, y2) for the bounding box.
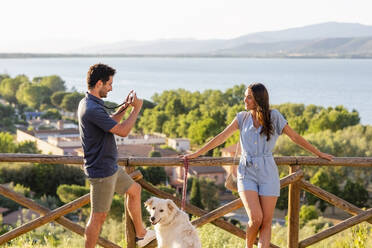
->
(114, 134, 166, 146)
(2, 208, 40, 226)
(0, 207, 9, 223)
(16, 127, 81, 155)
(167, 138, 190, 152)
(170, 165, 227, 193)
(24, 111, 43, 121)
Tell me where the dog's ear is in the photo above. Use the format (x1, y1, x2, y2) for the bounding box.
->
(166, 199, 178, 212)
(144, 197, 154, 208)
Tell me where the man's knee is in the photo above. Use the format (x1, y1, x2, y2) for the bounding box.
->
(126, 182, 141, 197)
(88, 212, 108, 226)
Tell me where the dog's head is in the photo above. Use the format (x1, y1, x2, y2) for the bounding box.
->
(144, 197, 179, 225)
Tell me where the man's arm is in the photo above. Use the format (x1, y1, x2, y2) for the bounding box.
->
(111, 103, 130, 123)
(111, 90, 134, 122)
(109, 93, 143, 137)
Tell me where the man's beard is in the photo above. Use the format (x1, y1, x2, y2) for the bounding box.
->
(99, 89, 107, 98)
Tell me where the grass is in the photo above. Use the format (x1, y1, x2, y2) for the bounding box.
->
(1, 213, 371, 248)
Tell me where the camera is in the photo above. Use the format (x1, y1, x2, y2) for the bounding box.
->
(128, 91, 136, 104)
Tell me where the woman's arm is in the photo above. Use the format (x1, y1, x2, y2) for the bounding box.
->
(282, 124, 333, 161)
(185, 118, 239, 159)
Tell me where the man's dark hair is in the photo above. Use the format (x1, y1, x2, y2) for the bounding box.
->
(87, 63, 116, 89)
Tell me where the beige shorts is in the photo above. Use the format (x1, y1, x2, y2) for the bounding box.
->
(88, 166, 134, 213)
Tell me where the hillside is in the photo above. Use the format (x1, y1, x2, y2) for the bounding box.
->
(72, 22, 372, 57)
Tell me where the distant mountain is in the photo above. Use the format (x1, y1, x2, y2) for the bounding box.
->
(224, 22, 372, 46)
(76, 39, 226, 55)
(71, 22, 372, 57)
(215, 36, 372, 57)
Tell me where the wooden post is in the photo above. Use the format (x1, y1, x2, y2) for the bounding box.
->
(288, 165, 301, 248)
(125, 166, 136, 248)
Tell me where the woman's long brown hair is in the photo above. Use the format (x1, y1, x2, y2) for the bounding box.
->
(248, 83, 274, 141)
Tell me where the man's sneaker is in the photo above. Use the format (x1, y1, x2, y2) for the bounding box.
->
(136, 229, 156, 247)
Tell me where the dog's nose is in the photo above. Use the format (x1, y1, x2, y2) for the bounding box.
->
(151, 217, 155, 222)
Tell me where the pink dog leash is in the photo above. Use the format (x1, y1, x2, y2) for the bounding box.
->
(181, 157, 189, 211)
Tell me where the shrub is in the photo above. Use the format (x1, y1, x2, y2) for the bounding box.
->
(0, 182, 32, 211)
(139, 166, 167, 185)
(0, 163, 85, 197)
(190, 178, 204, 209)
(299, 205, 319, 227)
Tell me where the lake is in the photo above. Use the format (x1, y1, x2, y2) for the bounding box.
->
(0, 57, 371, 124)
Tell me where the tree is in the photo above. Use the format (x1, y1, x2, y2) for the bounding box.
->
(51, 91, 69, 108)
(0, 132, 16, 153)
(0, 104, 16, 132)
(223, 84, 245, 106)
(188, 118, 218, 145)
(60, 92, 84, 113)
(342, 180, 369, 207)
(190, 178, 204, 209)
(199, 177, 219, 211)
(149, 150, 161, 157)
(16, 141, 40, 154)
(0, 78, 23, 104)
(140, 166, 167, 185)
(138, 109, 168, 134)
(140, 152, 167, 185)
(308, 106, 360, 133)
(41, 108, 62, 120)
(307, 168, 340, 212)
(0, 163, 85, 197)
(299, 205, 319, 227)
(39, 75, 66, 93)
(0, 74, 10, 83)
(0, 183, 31, 212)
(16, 83, 52, 109)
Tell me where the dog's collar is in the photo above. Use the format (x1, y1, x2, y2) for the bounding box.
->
(160, 210, 180, 227)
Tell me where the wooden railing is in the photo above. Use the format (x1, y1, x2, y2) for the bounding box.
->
(0, 154, 371, 248)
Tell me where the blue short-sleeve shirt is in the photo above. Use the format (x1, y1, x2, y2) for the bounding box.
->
(78, 92, 118, 178)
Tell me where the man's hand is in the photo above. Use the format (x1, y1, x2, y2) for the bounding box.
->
(125, 90, 135, 104)
(131, 91, 143, 110)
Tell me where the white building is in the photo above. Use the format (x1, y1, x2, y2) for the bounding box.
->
(167, 138, 190, 152)
(16, 129, 81, 155)
(114, 134, 166, 145)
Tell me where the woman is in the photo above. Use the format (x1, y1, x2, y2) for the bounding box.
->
(183, 83, 333, 248)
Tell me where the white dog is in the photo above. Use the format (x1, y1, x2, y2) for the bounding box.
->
(144, 197, 201, 248)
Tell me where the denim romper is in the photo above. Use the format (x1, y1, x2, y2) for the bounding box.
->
(236, 109, 287, 196)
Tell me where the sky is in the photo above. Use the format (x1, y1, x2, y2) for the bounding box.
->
(1, 0, 372, 53)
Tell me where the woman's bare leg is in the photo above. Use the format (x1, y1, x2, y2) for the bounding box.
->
(257, 196, 277, 248)
(239, 190, 263, 248)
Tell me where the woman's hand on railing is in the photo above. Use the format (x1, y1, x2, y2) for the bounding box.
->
(179, 153, 199, 160)
(318, 152, 334, 161)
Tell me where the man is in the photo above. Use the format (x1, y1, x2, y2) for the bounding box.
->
(78, 63, 155, 248)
